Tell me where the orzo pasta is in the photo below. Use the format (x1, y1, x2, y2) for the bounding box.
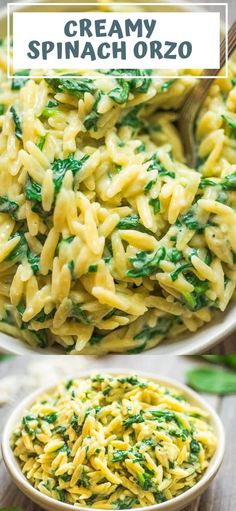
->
(0, 38, 236, 353)
(11, 373, 217, 508)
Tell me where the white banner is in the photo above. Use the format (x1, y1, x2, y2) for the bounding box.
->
(12, 11, 220, 71)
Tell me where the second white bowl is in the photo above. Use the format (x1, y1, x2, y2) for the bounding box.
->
(2, 369, 225, 511)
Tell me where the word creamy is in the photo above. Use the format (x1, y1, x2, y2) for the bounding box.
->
(63, 18, 157, 38)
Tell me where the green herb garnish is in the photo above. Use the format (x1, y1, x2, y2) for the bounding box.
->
(10, 106, 22, 140)
(186, 366, 236, 394)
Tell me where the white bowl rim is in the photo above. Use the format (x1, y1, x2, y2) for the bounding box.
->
(2, 368, 226, 511)
(0, 301, 235, 356)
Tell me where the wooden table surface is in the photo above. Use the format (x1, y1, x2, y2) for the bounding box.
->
(209, 331, 235, 354)
(0, 355, 235, 510)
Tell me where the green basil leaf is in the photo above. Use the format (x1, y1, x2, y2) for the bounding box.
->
(10, 106, 22, 140)
(186, 366, 236, 394)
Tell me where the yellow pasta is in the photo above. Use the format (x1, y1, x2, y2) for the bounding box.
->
(0, 36, 235, 353)
(11, 373, 217, 508)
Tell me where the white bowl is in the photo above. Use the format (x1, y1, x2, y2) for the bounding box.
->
(0, 0, 235, 356)
(2, 369, 225, 511)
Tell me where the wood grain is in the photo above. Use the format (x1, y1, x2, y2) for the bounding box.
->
(209, 332, 236, 355)
(0, 355, 234, 510)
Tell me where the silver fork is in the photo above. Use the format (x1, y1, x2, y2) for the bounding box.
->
(178, 19, 236, 167)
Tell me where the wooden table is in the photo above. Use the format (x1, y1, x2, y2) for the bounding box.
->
(0, 355, 235, 510)
(209, 331, 235, 354)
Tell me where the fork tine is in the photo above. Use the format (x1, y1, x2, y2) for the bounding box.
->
(178, 20, 236, 167)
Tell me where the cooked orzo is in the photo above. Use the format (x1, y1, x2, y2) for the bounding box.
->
(0, 37, 236, 353)
(11, 373, 217, 508)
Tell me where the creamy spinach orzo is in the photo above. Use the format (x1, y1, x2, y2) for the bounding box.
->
(0, 38, 236, 353)
(11, 373, 217, 508)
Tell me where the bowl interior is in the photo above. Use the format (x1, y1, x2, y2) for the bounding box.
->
(2, 370, 225, 511)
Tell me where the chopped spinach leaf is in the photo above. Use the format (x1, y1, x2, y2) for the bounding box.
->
(43, 412, 58, 423)
(22, 414, 37, 436)
(46, 77, 94, 97)
(84, 110, 100, 130)
(6, 232, 40, 274)
(154, 491, 167, 503)
(10, 106, 22, 140)
(148, 153, 175, 178)
(149, 197, 160, 214)
(127, 246, 166, 278)
(204, 250, 212, 266)
(161, 79, 176, 92)
(27, 251, 40, 274)
(89, 334, 104, 345)
(25, 177, 42, 202)
(68, 260, 74, 276)
(170, 262, 192, 282)
(88, 264, 98, 273)
(117, 214, 153, 235)
(177, 205, 209, 231)
(112, 450, 129, 462)
(69, 302, 90, 325)
(31, 330, 48, 348)
(123, 412, 144, 428)
(54, 425, 67, 435)
(144, 179, 156, 192)
(109, 79, 130, 104)
(137, 471, 153, 490)
(37, 135, 46, 150)
(150, 410, 176, 421)
(71, 413, 82, 435)
(6, 233, 28, 263)
(167, 248, 182, 263)
(128, 343, 146, 353)
(118, 376, 142, 386)
(11, 69, 30, 90)
(199, 178, 217, 189)
(41, 99, 58, 118)
(222, 114, 236, 137)
(181, 273, 210, 311)
(77, 468, 90, 488)
(83, 91, 103, 131)
(118, 106, 142, 131)
(113, 497, 139, 509)
(52, 154, 89, 193)
(134, 317, 172, 341)
(190, 439, 201, 454)
(56, 489, 66, 502)
(32, 202, 51, 219)
(60, 473, 71, 482)
(217, 190, 228, 203)
(221, 171, 236, 190)
(0, 196, 18, 219)
(136, 141, 146, 153)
